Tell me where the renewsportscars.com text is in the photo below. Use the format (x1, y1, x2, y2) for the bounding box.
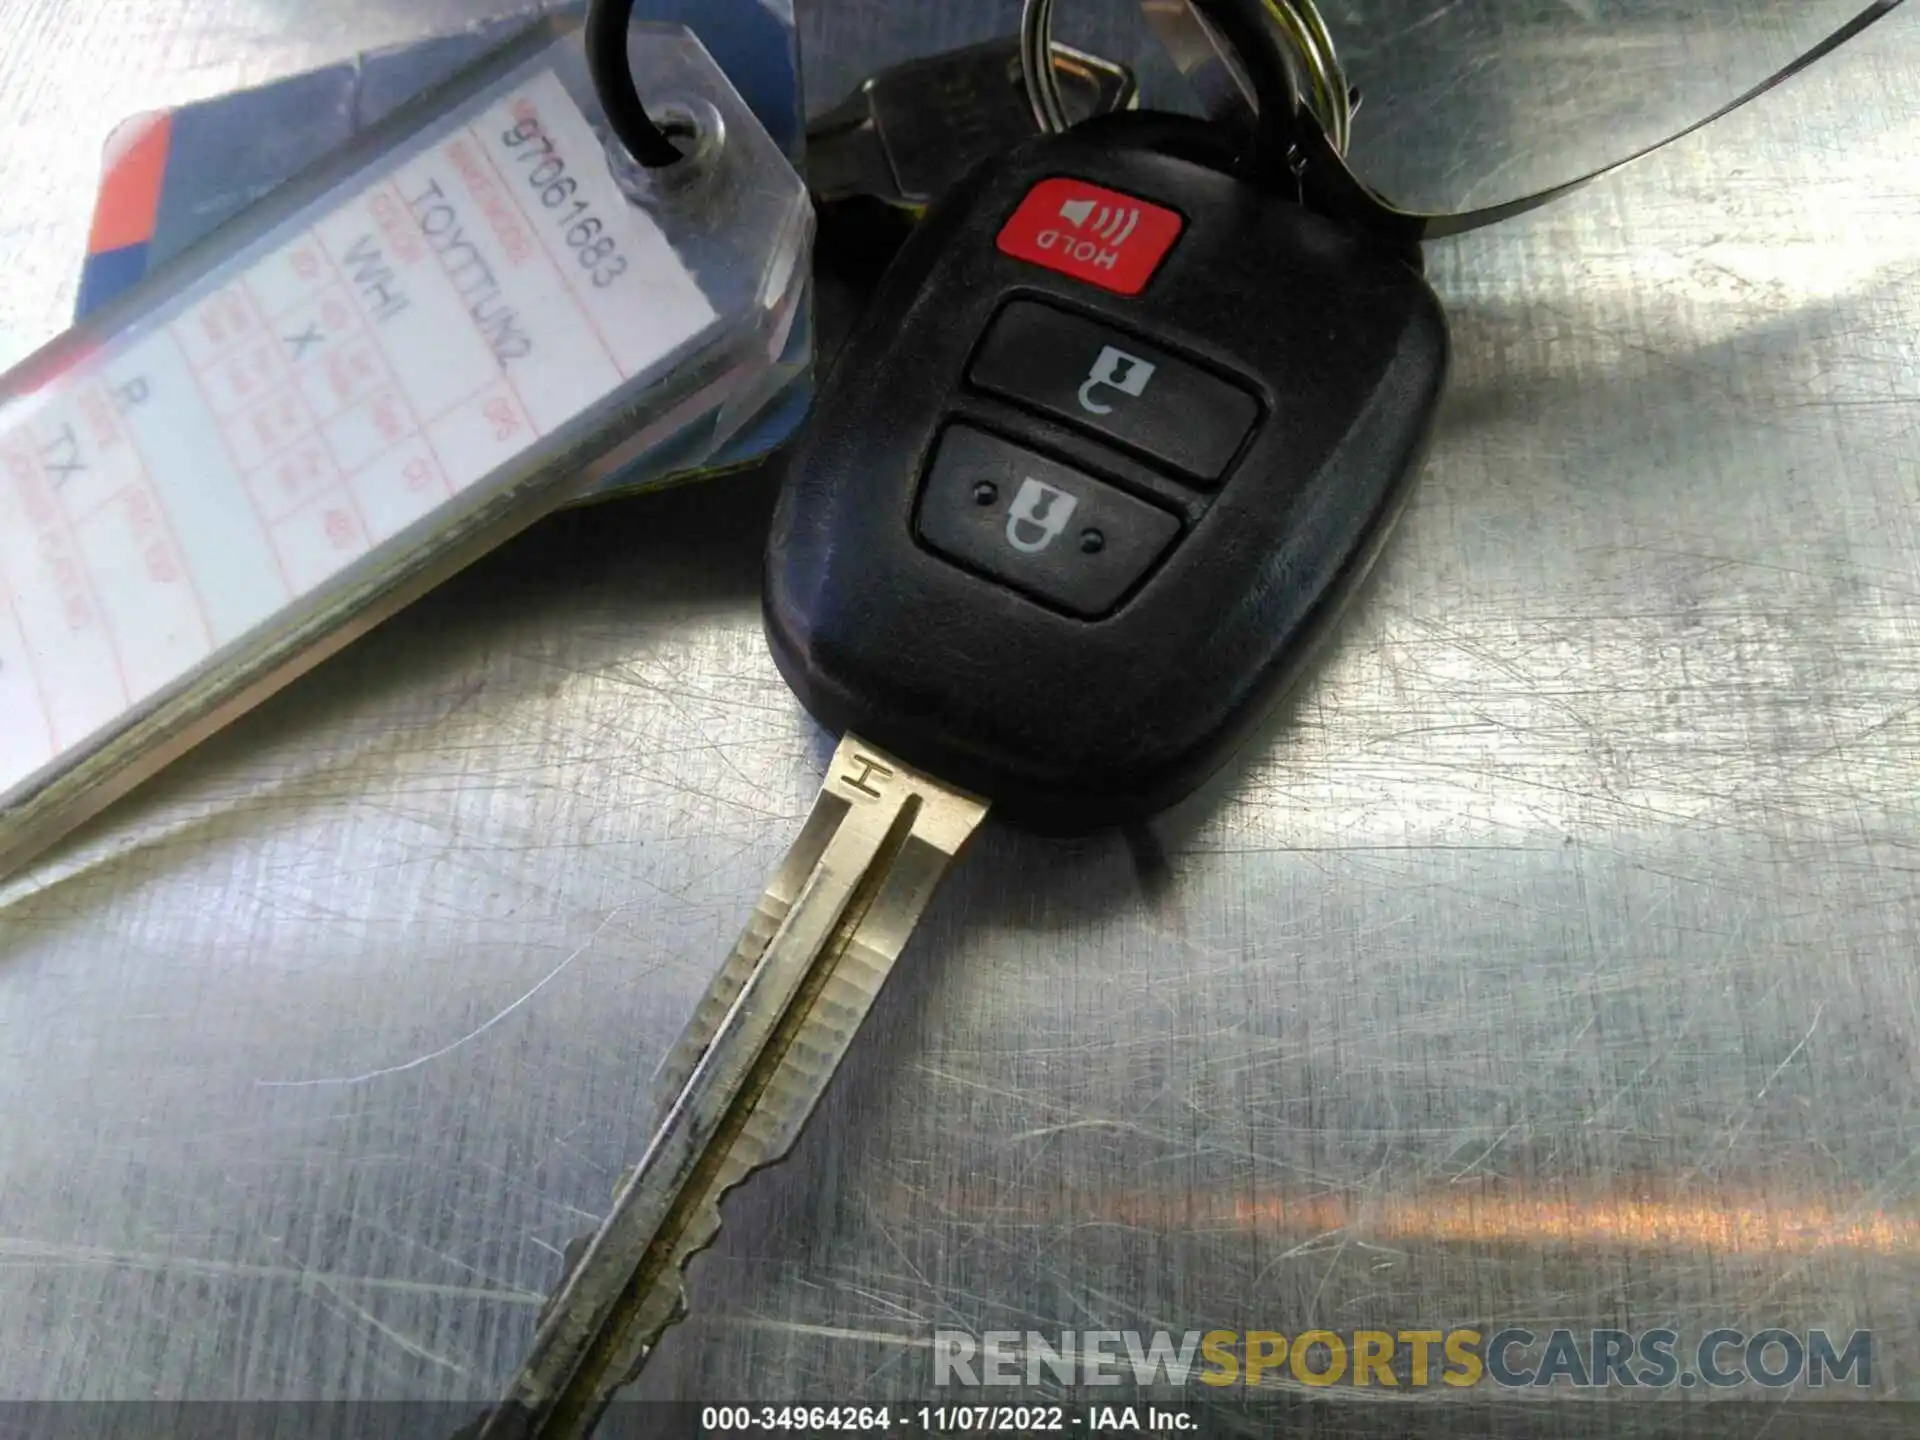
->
(933, 1327, 1874, 1391)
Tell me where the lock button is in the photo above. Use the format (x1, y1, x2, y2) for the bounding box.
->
(969, 301, 1259, 484)
(916, 424, 1181, 618)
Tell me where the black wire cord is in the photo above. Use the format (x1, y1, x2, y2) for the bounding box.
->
(585, 0, 684, 167)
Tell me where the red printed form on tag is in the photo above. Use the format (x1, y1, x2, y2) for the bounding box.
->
(0, 70, 718, 799)
(996, 178, 1184, 296)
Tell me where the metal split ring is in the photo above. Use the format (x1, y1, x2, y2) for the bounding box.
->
(1019, 0, 1354, 155)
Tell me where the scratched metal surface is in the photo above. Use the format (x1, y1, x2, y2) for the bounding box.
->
(2, 0, 1920, 1421)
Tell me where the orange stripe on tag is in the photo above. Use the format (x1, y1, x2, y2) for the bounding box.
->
(87, 112, 173, 254)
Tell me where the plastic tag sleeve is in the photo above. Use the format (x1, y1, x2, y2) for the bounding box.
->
(0, 19, 814, 878)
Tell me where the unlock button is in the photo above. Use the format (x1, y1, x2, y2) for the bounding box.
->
(970, 300, 1259, 484)
(917, 425, 1181, 618)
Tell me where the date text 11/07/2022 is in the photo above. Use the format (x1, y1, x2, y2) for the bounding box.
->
(700, 1406, 1198, 1433)
(690, 1328, 1875, 1432)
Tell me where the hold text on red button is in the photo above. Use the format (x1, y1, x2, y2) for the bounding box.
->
(995, 178, 1184, 296)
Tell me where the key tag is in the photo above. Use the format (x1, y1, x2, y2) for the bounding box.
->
(0, 16, 813, 878)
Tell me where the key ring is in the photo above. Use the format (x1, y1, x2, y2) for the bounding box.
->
(1021, 0, 1910, 244)
(1019, 0, 1354, 155)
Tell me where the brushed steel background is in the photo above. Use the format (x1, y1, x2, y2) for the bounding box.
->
(1, 0, 1917, 1417)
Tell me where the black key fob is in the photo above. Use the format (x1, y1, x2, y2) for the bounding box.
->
(767, 111, 1449, 831)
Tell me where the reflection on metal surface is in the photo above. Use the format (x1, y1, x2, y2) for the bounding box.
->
(935, 1188, 1920, 1254)
(0, 0, 1918, 1417)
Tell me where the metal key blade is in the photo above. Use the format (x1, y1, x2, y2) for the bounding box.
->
(476, 736, 988, 1439)
(808, 37, 1137, 209)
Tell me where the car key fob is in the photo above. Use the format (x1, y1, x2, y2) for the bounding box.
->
(767, 111, 1449, 831)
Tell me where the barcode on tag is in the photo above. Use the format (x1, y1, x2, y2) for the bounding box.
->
(0, 69, 718, 802)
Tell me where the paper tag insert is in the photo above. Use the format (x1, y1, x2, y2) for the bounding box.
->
(0, 68, 718, 802)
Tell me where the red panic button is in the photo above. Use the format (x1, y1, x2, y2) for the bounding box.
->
(995, 178, 1185, 296)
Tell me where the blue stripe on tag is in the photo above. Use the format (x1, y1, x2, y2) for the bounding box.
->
(75, 243, 153, 318)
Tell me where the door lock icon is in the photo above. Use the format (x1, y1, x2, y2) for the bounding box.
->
(1005, 477, 1080, 554)
(1077, 345, 1157, 416)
